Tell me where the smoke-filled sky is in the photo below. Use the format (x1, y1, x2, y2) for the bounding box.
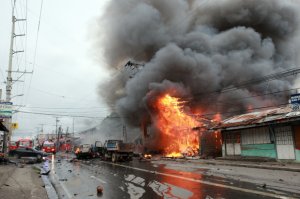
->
(94, 0, 300, 128)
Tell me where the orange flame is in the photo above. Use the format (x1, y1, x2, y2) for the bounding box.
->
(75, 148, 80, 154)
(155, 94, 201, 157)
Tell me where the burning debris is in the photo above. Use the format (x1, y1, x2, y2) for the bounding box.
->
(94, 0, 300, 155)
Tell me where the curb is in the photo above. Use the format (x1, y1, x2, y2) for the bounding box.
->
(191, 160, 300, 172)
(34, 165, 59, 199)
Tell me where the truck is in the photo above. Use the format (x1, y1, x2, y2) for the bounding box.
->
(91, 141, 104, 158)
(42, 140, 56, 154)
(17, 138, 34, 148)
(8, 141, 18, 151)
(102, 140, 134, 162)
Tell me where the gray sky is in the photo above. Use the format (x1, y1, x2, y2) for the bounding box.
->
(0, 0, 111, 140)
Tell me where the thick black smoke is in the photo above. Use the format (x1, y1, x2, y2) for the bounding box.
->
(94, 0, 300, 127)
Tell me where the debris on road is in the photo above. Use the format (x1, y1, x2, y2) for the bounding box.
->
(41, 170, 50, 175)
(70, 158, 79, 163)
(97, 185, 103, 194)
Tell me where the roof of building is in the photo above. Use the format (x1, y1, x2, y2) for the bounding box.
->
(213, 106, 300, 131)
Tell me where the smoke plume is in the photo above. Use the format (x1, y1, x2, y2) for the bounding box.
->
(94, 0, 300, 128)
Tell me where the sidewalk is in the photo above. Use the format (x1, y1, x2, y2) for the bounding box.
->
(188, 158, 300, 172)
(0, 164, 48, 199)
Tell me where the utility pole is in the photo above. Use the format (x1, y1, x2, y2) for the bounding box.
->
(57, 126, 62, 151)
(72, 117, 75, 135)
(55, 117, 59, 151)
(123, 125, 127, 143)
(39, 124, 44, 133)
(3, 0, 27, 153)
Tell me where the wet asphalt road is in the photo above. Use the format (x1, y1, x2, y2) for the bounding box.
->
(48, 154, 299, 199)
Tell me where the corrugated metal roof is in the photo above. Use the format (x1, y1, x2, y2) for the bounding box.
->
(214, 106, 300, 130)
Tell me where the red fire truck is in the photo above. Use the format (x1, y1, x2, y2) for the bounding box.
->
(8, 138, 34, 152)
(42, 140, 56, 154)
(8, 141, 18, 151)
(17, 138, 34, 148)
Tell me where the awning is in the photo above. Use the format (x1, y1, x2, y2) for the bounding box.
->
(0, 122, 8, 132)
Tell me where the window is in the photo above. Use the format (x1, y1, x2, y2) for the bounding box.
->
(241, 127, 271, 144)
(274, 126, 293, 145)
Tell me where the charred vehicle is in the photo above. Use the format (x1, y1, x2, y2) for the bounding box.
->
(75, 144, 92, 159)
(91, 141, 104, 158)
(103, 140, 134, 162)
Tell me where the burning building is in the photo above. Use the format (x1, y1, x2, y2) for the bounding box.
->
(93, 0, 300, 156)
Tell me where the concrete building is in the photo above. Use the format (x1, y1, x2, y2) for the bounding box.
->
(214, 106, 300, 162)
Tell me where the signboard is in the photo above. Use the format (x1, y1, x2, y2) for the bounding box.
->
(11, 123, 18, 129)
(291, 94, 300, 111)
(0, 102, 13, 118)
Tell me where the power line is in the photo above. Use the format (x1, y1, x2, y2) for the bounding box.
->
(16, 110, 106, 119)
(194, 102, 291, 120)
(19, 106, 113, 110)
(25, 0, 43, 104)
(194, 87, 299, 108)
(192, 67, 300, 99)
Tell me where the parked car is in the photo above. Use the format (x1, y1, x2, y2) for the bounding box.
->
(9, 147, 48, 162)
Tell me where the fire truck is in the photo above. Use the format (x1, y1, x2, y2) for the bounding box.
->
(17, 138, 34, 148)
(42, 140, 56, 154)
(7, 138, 34, 152)
(8, 141, 18, 151)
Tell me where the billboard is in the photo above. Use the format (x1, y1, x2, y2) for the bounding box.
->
(291, 94, 300, 111)
(0, 102, 13, 118)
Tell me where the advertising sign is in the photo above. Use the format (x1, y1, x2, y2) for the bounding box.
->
(0, 102, 13, 118)
(291, 94, 300, 111)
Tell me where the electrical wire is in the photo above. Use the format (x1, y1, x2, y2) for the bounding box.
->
(191, 67, 300, 99)
(25, 0, 43, 104)
(16, 110, 106, 119)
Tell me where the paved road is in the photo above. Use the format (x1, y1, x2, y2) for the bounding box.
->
(48, 155, 299, 199)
